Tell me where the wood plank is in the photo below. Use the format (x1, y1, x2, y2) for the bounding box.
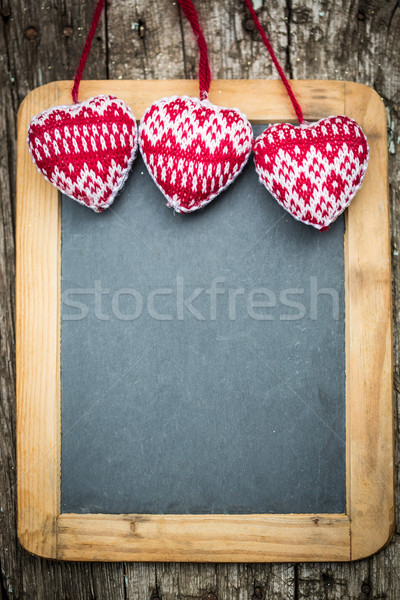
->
(344, 82, 395, 560)
(1, 0, 129, 596)
(57, 514, 351, 562)
(291, 0, 399, 597)
(114, 5, 324, 595)
(16, 79, 61, 558)
(0, 12, 19, 600)
(54, 78, 345, 122)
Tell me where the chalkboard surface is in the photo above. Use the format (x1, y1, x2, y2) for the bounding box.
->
(61, 124, 345, 515)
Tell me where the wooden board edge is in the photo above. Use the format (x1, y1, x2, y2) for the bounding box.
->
(56, 513, 351, 562)
(344, 82, 395, 560)
(16, 81, 61, 559)
(52, 78, 346, 122)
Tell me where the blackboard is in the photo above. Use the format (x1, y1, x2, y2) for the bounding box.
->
(60, 124, 346, 516)
(17, 80, 393, 562)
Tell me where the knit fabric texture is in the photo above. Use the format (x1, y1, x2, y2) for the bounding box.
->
(139, 96, 253, 213)
(27, 95, 138, 212)
(253, 115, 369, 229)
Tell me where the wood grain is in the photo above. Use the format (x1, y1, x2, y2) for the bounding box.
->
(2, 0, 400, 597)
(344, 82, 394, 560)
(54, 78, 345, 121)
(57, 514, 351, 562)
(16, 82, 61, 559)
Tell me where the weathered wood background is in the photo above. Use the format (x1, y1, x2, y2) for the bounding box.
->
(1, 0, 399, 598)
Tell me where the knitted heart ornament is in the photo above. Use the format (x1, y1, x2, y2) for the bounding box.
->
(139, 0, 253, 213)
(244, 0, 369, 229)
(253, 116, 369, 229)
(28, 95, 138, 212)
(27, 0, 138, 212)
(139, 95, 253, 213)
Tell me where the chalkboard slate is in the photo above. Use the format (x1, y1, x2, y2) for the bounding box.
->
(60, 124, 345, 516)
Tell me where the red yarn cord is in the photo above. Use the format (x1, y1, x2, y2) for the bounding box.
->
(176, 0, 211, 100)
(243, 0, 304, 124)
(71, 0, 105, 103)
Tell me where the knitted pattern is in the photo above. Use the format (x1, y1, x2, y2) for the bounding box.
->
(27, 95, 138, 212)
(253, 115, 369, 229)
(139, 96, 253, 213)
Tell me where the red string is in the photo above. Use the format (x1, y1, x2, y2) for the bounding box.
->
(243, 0, 304, 124)
(71, 0, 106, 103)
(176, 0, 211, 100)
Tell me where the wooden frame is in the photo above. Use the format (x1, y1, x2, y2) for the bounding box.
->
(16, 80, 394, 562)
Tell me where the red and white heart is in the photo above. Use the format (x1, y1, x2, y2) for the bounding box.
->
(253, 116, 369, 230)
(139, 96, 253, 213)
(27, 95, 138, 212)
